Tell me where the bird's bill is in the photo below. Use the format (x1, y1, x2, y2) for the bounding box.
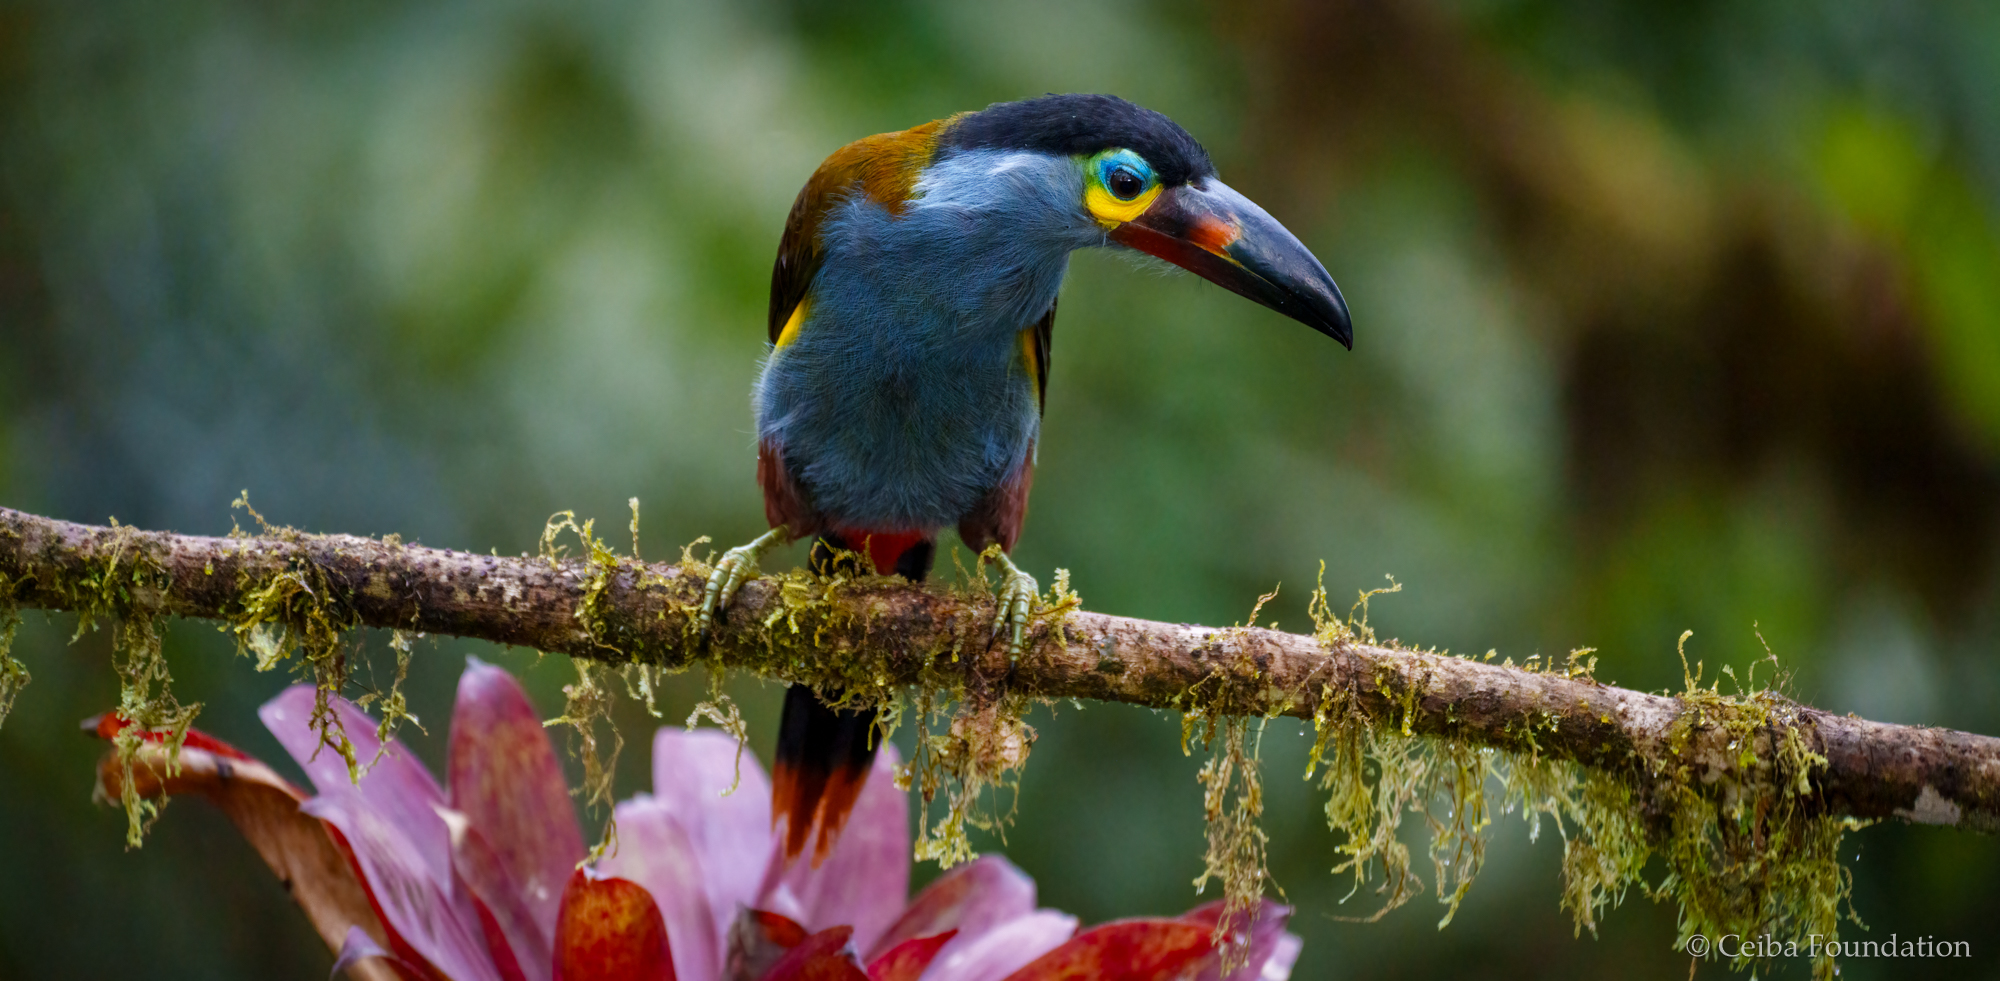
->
(1108, 179, 1352, 348)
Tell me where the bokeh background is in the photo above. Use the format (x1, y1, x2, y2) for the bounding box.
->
(4, 0, 2000, 977)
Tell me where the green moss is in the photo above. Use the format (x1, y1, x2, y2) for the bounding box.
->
(0, 573, 25, 730)
(1647, 633, 1858, 979)
(542, 510, 635, 655)
(227, 552, 360, 779)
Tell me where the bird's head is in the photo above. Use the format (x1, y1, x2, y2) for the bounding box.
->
(932, 94, 1353, 348)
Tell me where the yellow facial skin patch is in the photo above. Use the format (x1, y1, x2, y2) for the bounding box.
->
(1085, 179, 1162, 227)
(1084, 149, 1162, 228)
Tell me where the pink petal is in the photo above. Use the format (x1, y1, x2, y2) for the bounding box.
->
(864, 855, 1035, 961)
(262, 685, 451, 888)
(757, 745, 907, 953)
(446, 809, 554, 981)
(1262, 935, 1302, 981)
(996, 919, 1213, 981)
(923, 910, 1076, 981)
(448, 658, 586, 943)
(600, 797, 718, 981)
(552, 869, 676, 981)
(759, 926, 868, 981)
(302, 790, 502, 981)
(651, 727, 772, 923)
(1179, 900, 1299, 981)
(864, 930, 955, 981)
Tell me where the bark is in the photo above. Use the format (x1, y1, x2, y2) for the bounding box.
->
(3, 505, 1995, 832)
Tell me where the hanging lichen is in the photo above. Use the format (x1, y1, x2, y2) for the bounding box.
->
(1305, 680, 1427, 919)
(109, 611, 200, 848)
(1291, 563, 1863, 978)
(548, 656, 623, 806)
(1190, 713, 1272, 969)
(1177, 585, 1285, 965)
(686, 674, 749, 794)
(353, 629, 424, 768)
(907, 691, 1037, 868)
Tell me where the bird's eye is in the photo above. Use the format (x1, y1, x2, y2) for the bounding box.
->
(1107, 166, 1145, 201)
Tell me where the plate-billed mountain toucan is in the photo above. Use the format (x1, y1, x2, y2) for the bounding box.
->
(697, 93, 1352, 863)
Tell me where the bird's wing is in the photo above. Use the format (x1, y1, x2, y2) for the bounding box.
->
(961, 303, 1055, 552)
(769, 121, 948, 344)
(1028, 298, 1056, 412)
(768, 187, 824, 346)
(757, 437, 822, 540)
(958, 443, 1036, 555)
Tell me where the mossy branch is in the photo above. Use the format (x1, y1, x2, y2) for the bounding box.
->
(2, 505, 1994, 833)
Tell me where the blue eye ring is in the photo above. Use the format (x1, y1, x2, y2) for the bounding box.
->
(1095, 150, 1154, 201)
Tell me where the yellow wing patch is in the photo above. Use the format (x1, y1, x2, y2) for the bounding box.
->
(1085, 180, 1162, 228)
(775, 298, 809, 350)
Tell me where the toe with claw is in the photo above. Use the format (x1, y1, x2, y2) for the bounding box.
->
(989, 551, 1040, 660)
(698, 528, 785, 631)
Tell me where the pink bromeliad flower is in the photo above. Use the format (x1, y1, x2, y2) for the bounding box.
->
(92, 659, 1301, 981)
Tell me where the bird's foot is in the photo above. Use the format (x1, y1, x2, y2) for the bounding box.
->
(698, 528, 786, 631)
(987, 550, 1039, 661)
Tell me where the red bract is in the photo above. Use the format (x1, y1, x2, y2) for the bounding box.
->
(92, 660, 1301, 981)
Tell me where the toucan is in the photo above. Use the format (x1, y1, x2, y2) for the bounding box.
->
(697, 93, 1351, 863)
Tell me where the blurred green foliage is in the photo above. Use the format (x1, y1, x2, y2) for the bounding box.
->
(4, 0, 1999, 977)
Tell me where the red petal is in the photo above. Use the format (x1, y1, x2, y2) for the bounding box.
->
(725, 908, 809, 981)
(759, 926, 868, 981)
(553, 869, 676, 981)
(864, 930, 955, 981)
(865, 855, 1034, 960)
(449, 659, 586, 945)
(999, 920, 1213, 981)
(88, 710, 252, 760)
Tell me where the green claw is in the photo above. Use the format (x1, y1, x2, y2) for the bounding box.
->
(990, 551, 1039, 660)
(698, 528, 786, 631)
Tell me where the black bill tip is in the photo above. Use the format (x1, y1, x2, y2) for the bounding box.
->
(1111, 177, 1353, 349)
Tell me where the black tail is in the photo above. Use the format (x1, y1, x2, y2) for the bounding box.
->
(771, 532, 934, 863)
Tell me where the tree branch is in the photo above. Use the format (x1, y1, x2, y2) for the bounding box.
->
(3, 504, 1995, 833)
